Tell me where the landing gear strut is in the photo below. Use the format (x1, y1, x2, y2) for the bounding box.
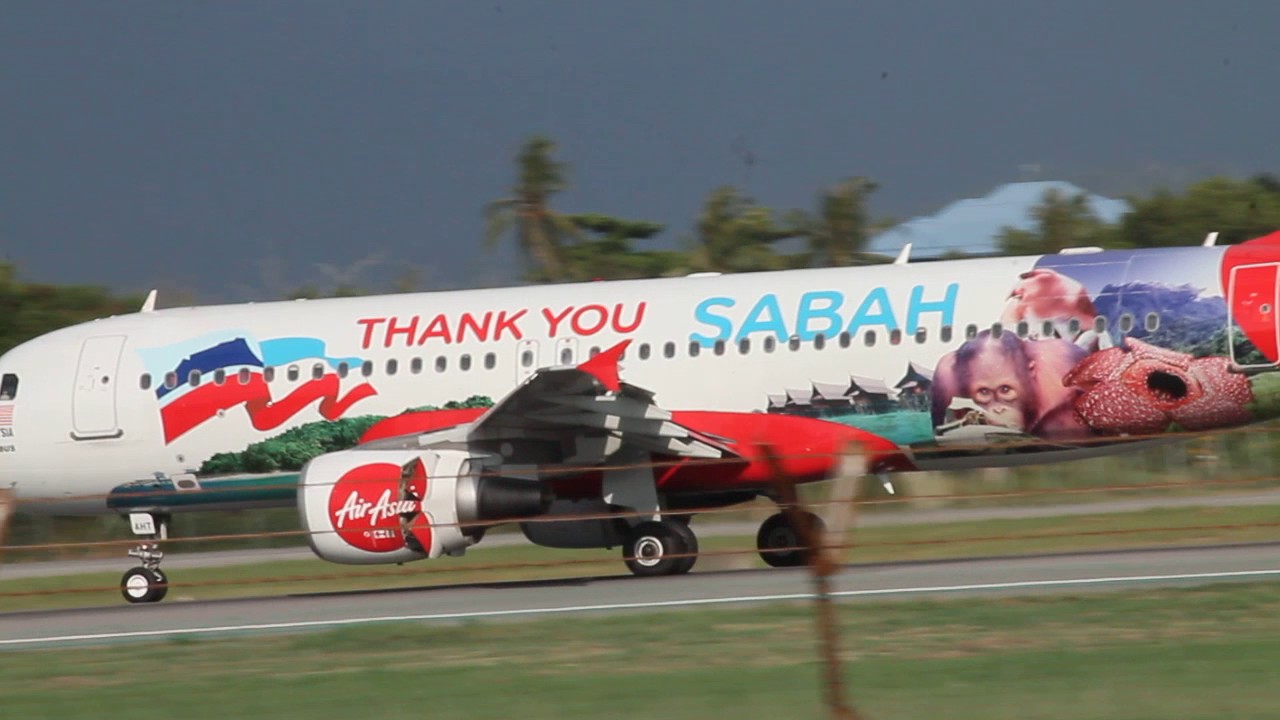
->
(622, 517, 699, 577)
(120, 512, 170, 604)
(756, 510, 826, 568)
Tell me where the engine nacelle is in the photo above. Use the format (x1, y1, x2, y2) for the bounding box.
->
(519, 499, 627, 549)
(298, 448, 550, 564)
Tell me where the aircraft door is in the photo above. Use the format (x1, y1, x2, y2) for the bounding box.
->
(554, 337, 579, 366)
(1227, 263, 1280, 368)
(72, 335, 126, 440)
(516, 339, 539, 383)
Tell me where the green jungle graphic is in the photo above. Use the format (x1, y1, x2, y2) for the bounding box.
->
(198, 395, 495, 475)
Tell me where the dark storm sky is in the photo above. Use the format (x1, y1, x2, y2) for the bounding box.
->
(3, 1, 1278, 302)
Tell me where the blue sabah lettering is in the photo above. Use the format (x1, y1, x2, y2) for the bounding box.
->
(735, 294, 788, 343)
(906, 283, 958, 333)
(691, 297, 735, 346)
(845, 287, 898, 335)
(688, 284, 958, 346)
(796, 291, 843, 341)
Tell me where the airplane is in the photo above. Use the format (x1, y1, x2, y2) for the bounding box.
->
(1, 228, 1279, 604)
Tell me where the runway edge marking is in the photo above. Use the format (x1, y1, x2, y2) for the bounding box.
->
(3, 568, 1279, 648)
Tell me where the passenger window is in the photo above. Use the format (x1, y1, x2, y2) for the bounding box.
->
(915, 327, 927, 344)
(1145, 312, 1160, 332)
(864, 330, 876, 347)
(1016, 321, 1029, 338)
(411, 357, 424, 374)
(965, 324, 978, 340)
(286, 366, 299, 382)
(589, 346, 601, 358)
(990, 323, 1003, 339)
(139, 374, 151, 391)
(238, 368, 251, 385)
(713, 339, 726, 356)
(521, 350, 534, 368)
(312, 363, 325, 380)
(1042, 320, 1055, 337)
(460, 354, 472, 371)
(361, 360, 374, 378)
(838, 332, 851, 349)
(940, 326, 953, 343)
(889, 329, 902, 345)
(436, 356, 447, 373)
(386, 359, 398, 376)
(560, 347, 574, 365)
(164, 372, 178, 389)
(1118, 313, 1134, 334)
(189, 370, 202, 386)
(763, 336, 776, 353)
(1094, 316, 1108, 333)
(738, 338, 751, 354)
(484, 352, 496, 370)
(0, 373, 16, 400)
(664, 342, 676, 359)
(788, 335, 801, 351)
(639, 343, 651, 360)
(814, 333, 826, 350)
(263, 367, 276, 383)
(1068, 318, 1081, 335)
(214, 369, 227, 385)
(337, 361, 349, 379)
(688, 341, 701, 357)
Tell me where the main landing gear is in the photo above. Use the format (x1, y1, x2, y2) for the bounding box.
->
(622, 517, 699, 577)
(756, 510, 827, 568)
(617, 509, 828, 577)
(120, 512, 170, 604)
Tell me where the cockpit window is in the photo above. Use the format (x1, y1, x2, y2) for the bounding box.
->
(0, 374, 17, 400)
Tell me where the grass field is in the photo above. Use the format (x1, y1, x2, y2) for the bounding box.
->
(2, 503, 1279, 612)
(1, 581, 1278, 719)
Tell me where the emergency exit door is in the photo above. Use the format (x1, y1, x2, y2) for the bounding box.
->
(72, 335, 126, 440)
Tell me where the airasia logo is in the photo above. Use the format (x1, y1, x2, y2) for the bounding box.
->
(327, 460, 431, 553)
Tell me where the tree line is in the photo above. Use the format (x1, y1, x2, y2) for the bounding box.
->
(2, 134, 1278, 354)
(486, 136, 1280, 282)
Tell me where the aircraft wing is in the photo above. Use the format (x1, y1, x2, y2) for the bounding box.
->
(363, 340, 740, 468)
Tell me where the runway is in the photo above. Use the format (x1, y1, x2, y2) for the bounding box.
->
(6, 489, 1279, 580)
(2, 542, 1278, 649)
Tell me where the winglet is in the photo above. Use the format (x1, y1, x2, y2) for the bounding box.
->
(1203, 231, 1219, 247)
(577, 339, 631, 392)
(140, 289, 158, 313)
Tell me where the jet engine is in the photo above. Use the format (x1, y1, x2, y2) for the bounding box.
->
(298, 448, 551, 564)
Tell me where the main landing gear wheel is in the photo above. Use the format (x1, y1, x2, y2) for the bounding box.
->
(121, 567, 168, 604)
(623, 519, 699, 577)
(757, 511, 826, 568)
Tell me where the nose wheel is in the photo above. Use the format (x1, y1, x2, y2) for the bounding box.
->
(120, 512, 171, 604)
(121, 566, 168, 604)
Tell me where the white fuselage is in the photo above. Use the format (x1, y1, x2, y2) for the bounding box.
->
(0, 244, 1267, 515)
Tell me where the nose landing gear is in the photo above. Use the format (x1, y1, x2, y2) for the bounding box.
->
(120, 512, 169, 604)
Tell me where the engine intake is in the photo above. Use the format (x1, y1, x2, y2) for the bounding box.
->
(298, 448, 549, 565)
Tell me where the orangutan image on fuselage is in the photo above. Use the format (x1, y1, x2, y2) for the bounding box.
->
(931, 330, 1092, 438)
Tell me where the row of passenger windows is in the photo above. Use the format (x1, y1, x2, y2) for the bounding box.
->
(137, 311, 1164, 391)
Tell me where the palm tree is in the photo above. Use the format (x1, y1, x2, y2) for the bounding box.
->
(689, 186, 799, 273)
(791, 176, 884, 267)
(484, 136, 580, 282)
